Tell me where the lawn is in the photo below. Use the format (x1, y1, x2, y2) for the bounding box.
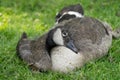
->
(0, 0, 120, 80)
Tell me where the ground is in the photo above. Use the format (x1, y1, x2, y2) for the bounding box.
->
(0, 0, 120, 80)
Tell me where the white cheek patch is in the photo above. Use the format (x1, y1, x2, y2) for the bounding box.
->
(53, 28, 64, 45)
(56, 11, 84, 24)
(66, 11, 84, 18)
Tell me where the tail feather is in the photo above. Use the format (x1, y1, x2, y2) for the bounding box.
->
(16, 32, 30, 59)
(21, 32, 27, 39)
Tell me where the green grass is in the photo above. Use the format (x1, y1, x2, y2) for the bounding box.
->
(0, 0, 120, 80)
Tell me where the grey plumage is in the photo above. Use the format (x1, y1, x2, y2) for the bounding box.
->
(48, 17, 120, 72)
(16, 4, 120, 73)
(16, 33, 52, 71)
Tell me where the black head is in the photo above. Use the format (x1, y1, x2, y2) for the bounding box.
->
(46, 27, 78, 54)
(55, 4, 84, 23)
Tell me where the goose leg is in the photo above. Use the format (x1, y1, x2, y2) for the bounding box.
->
(102, 22, 120, 39)
(112, 28, 120, 39)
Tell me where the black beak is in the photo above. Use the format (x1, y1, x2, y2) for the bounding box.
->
(66, 40, 78, 53)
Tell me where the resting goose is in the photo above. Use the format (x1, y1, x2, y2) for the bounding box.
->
(16, 4, 120, 73)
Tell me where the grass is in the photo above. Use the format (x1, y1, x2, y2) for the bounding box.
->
(0, 0, 120, 80)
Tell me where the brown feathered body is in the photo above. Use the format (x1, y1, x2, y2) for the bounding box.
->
(16, 33, 52, 71)
(51, 17, 113, 72)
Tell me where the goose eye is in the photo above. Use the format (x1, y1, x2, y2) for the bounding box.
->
(62, 31, 68, 37)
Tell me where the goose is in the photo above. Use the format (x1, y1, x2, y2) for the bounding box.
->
(46, 17, 120, 73)
(16, 19, 120, 73)
(16, 4, 120, 73)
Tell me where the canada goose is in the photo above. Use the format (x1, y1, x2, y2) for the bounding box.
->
(16, 4, 120, 73)
(46, 17, 120, 73)
(16, 32, 52, 72)
(55, 4, 84, 24)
